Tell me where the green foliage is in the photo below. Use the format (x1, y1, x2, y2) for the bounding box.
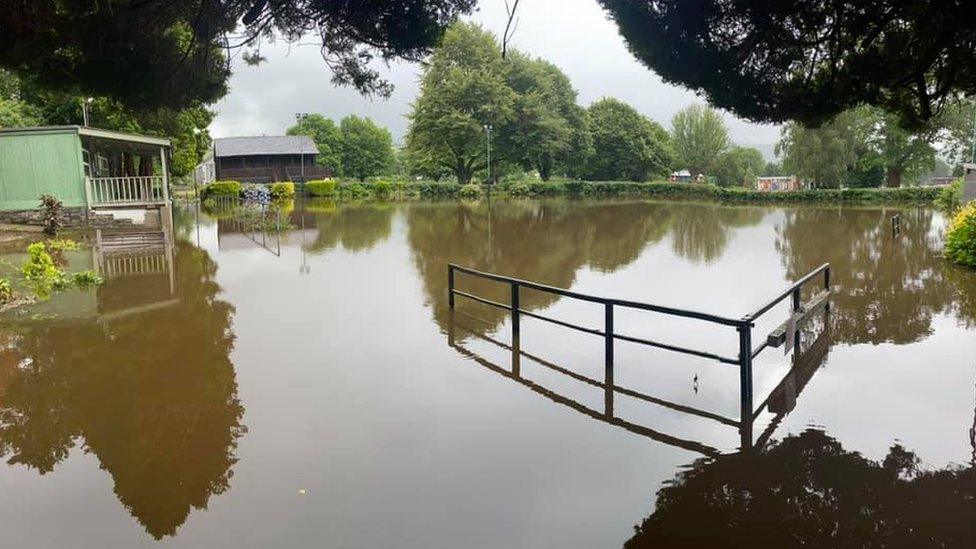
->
(945, 202, 976, 268)
(670, 104, 730, 176)
(21, 242, 69, 298)
(340, 182, 372, 199)
(711, 146, 765, 187)
(287, 114, 343, 174)
(37, 194, 63, 236)
(778, 106, 937, 188)
(306, 179, 338, 197)
(507, 181, 532, 197)
(45, 238, 78, 252)
(340, 116, 396, 181)
(371, 179, 394, 198)
(586, 98, 673, 182)
(72, 270, 104, 287)
(459, 183, 482, 198)
(201, 181, 241, 199)
(598, 1, 975, 129)
(935, 178, 965, 212)
(406, 23, 514, 184)
(0, 278, 11, 305)
(269, 182, 295, 200)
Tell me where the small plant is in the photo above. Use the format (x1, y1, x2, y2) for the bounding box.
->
(508, 181, 532, 197)
(22, 242, 62, 282)
(372, 179, 394, 198)
(270, 181, 296, 200)
(0, 278, 12, 306)
(72, 270, 104, 287)
(459, 183, 482, 199)
(45, 238, 79, 252)
(306, 179, 337, 197)
(38, 194, 63, 236)
(945, 201, 976, 268)
(201, 180, 242, 199)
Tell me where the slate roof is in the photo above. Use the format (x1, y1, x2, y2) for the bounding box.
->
(214, 135, 317, 157)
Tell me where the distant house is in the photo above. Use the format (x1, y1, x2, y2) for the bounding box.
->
(669, 170, 693, 183)
(0, 126, 170, 212)
(212, 135, 331, 183)
(756, 175, 802, 192)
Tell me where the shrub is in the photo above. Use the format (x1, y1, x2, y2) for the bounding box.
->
(0, 278, 11, 305)
(508, 181, 532, 197)
(372, 179, 394, 198)
(73, 270, 104, 287)
(306, 179, 337, 197)
(38, 194, 63, 236)
(459, 183, 482, 199)
(242, 184, 271, 203)
(46, 238, 78, 252)
(935, 178, 964, 212)
(22, 242, 62, 282)
(201, 180, 242, 199)
(341, 182, 372, 199)
(270, 181, 296, 200)
(946, 202, 976, 268)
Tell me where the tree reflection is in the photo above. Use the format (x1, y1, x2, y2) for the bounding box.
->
(775, 207, 976, 344)
(300, 200, 396, 253)
(0, 242, 245, 539)
(669, 204, 766, 264)
(408, 200, 675, 333)
(625, 429, 976, 548)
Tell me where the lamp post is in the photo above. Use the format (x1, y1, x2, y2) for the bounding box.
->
(483, 123, 493, 184)
(81, 97, 94, 126)
(295, 113, 309, 182)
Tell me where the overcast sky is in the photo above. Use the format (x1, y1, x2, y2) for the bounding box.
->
(210, 0, 781, 158)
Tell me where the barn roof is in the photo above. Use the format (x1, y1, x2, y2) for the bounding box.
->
(214, 135, 317, 157)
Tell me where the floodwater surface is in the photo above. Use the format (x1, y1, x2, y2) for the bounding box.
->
(1, 198, 975, 547)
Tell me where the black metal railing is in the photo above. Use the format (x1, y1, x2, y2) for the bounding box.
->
(447, 261, 831, 449)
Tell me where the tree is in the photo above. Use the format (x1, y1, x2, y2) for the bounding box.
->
(287, 114, 343, 175)
(597, 1, 976, 129)
(711, 146, 765, 187)
(670, 104, 729, 176)
(339, 116, 395, 181)
(0, 70, 213, 178)
(0, 1, 478, 110)
(502, 53, 586, 180)
(586, 98, 673, 182)
(777, 111, 864, 188)
(406, 23, 515, 184)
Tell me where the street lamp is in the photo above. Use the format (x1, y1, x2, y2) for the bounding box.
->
(81, 97, 94, 126)
(483, 123, 493, 184)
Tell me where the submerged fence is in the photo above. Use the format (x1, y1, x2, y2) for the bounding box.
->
(447, 262, 831, 449)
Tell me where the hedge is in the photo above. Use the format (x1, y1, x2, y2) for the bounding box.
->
(270, 181, 296, 200)
(946, 201, 976, 268)
(201, 180, 241, 199)
(306, 179, 337, 197)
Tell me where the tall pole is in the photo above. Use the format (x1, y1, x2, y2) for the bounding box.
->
(484, 124, 493, 184)
(81, 99, 90, 126)
(970, 100, 976, 163)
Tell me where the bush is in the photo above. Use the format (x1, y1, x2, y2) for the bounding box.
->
(242, 184, 271, 203)
(306, 179, 337, 197)
(0, 278, 11, 306)
(46, 238, 78, 252)
(270, 181, 296, 200)
(38, 194, 63, 236)
(508, 181, 532, 197)
(946, 202, 976, 268)
(22, 242, 62, 282)
(341, 182, 372, 199)
(372, 179, 394, 198)
(935, 178, 964, 212)
(73, 270, 104, 287)
(459, 183, 482, 199)
(201, 180, 242, 199)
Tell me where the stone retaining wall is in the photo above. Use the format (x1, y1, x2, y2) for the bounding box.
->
(0, 207, 132, 228)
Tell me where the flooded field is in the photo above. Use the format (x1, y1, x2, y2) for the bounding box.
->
(1, 198, 975, 547)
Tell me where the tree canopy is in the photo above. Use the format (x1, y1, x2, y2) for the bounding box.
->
(586, 98, 673, 182)
(711, 146, 765, 187)
(670, 104, 730, 176)
(339, 116, 396, 181)
(598, 0, 976, 130)
(0, 1, 477, 110)
(286, 114, 343, 174)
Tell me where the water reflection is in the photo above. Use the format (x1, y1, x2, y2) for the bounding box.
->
(777, 207, 976, 344)
(625, 427, 976, 548)
(409, 200, 748, 333)
(0, 241, 245, 539)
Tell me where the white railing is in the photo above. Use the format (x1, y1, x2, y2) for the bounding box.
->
(86, 176, 167, 207)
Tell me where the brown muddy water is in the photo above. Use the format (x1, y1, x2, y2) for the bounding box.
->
(1, 198, 975, 548)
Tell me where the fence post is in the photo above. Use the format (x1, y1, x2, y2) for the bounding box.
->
(737, 321, 754, 450)
(447, 265, 455, 309)
(605, 302, 614, 418)
(511, 282, 520, 341)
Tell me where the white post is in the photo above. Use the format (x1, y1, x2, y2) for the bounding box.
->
(160, 146, 170, 203)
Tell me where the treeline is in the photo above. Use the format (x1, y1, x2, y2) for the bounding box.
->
(285, 114, 396, 181)
(401, 23, 768, 187)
